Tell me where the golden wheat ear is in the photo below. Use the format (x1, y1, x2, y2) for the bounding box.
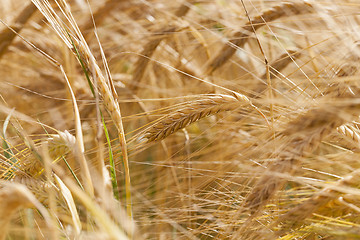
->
(0, 2, 37, 58)
(135, 94, 250, 143)
(20, 130, 75, 177)
(131, 1, 193, 92)
(31, 0, 133, 216)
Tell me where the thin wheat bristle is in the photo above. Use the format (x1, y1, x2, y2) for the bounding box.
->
(244, 106, 347, 212)
(204, 1, 313, 75)
(13, 175, 54, 205)
(274, 168, 360, 233)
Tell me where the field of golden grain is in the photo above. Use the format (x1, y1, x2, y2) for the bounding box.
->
(1, 0, 360, 239)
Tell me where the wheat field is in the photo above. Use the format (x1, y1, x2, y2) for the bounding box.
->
(1, 0, 360, 239)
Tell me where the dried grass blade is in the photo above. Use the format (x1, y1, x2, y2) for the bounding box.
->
(52, 165, 131, 240)
(54, 174, 81, 236)
(60, 65, 94, 197)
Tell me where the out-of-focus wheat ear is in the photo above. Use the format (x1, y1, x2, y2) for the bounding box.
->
(13, 175, 54, 205)
(47, 130, 76, 159)
(203, 1, 313, 75)
(54, 174, 81, 236)
(0, 2, 37, 58)
(137, 94, 247, 143)
(273, 168, 360, 235)
(131, 27, 175, 92)
(243, 156, 296, 212)
(0, 182, 51, 240)
(82, 0, 126, 41)
(174, 0, 194, 17)
(131, 1, 193, 92)
(243, 107, 346, 214)
(338, 124, 360, 149)
(21, 130, 75, 178)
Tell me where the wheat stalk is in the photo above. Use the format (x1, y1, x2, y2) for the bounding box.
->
(31, 0, 133, 217)
(204, 1, 313, 75)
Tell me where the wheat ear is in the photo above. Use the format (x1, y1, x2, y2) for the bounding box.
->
(204, 1, 313, 75)
(22, 131, 75, 177)
(131, 26, 177, 92)
(32, 0, 133, 217)
(131, 1, 193, 92)
(13, 175, 55, 205)
(138, 94, 250, 143)
(338, 124, 360, 148)
(0, 2, 37, 58)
